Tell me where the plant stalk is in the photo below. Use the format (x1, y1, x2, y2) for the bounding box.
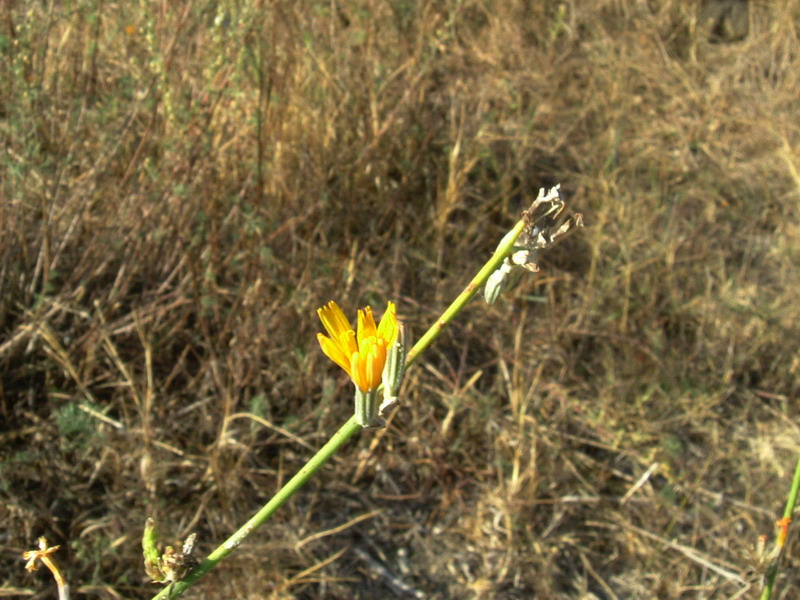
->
(760, 452, 800, 599)
(404, 219, 526, 367)
(151, 416, 361, 599)
(151, 218, 527, 599)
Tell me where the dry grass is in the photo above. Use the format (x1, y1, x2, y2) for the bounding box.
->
(2, 0, 800, 598)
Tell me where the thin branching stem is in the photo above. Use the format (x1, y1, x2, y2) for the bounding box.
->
(404, 219, 526, 367)
(151, 416, 361, 599)
(150, 218, 527, 599)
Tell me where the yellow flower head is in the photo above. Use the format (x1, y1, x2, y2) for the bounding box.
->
(317, 301, 398, 392)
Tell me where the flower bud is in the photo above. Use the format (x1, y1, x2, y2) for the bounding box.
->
(381, 322, 406, 402)
(143, 518, 163, 582)
(483, 259, 514, 305)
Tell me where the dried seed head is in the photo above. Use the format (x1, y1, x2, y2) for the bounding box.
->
(484, 185, 584, 304)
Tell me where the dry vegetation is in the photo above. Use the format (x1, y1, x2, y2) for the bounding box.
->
(2, 0, 800, 598)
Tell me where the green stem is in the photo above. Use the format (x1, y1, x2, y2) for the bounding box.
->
(151, 416, 361, 599)
(405, 218, 526, 367)
(150, 217, 527, 599)
(760, 452, 800, 600)
(780, 454, 800, 521)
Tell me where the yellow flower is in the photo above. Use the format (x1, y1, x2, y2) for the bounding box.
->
(317, 301, 398, 392)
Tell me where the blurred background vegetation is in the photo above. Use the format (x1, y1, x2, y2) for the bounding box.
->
(2, 0, 799, 598)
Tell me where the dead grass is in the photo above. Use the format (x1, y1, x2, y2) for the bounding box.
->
(2, 0, 800, 598)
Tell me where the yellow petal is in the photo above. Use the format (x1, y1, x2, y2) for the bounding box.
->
(366, 339, 386, 389)
(318, 301, 352, 340)
(357, 306, 377, 347)
(335, 328, 358, 357)
(349, 337, 386, 392)
(376, 301, 398, 345)
(318, 301, 358, 366)
(317, 333, 353, 375)
(350, 350, 367, 392)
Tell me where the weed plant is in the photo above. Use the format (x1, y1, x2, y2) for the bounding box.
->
(2, 1, 800, 598)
